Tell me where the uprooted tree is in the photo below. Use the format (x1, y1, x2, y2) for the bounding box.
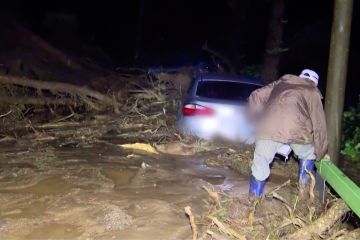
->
(0, 75, 120, 113)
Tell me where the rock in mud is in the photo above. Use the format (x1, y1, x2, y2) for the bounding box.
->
(97, 205, 133, 231)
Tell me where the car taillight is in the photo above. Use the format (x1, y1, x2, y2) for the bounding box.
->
(182, 104, 214, 116)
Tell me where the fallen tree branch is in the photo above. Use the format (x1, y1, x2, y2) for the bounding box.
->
(0, 110, 12, 118)
(0, 75, 113, 104)
(277, 196, 306, 231)
(202, 185, 221, 208)
(210, 217, 246, 240)
(266, 180, 291, 197)
(0, 75, 120, 112)
(283, 199, 350, 240)
(185, 206, 198, 240)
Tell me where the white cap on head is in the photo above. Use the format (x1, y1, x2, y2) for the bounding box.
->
(299, 69, 319, 86)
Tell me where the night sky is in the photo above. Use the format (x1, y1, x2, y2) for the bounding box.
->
(1, 0, 359, 106)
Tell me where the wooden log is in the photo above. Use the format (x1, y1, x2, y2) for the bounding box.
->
(0, 75, 113, 104)
(283, 199, 350, 240)
(184, 206, 198, 240)
(0, 75, 120, 112)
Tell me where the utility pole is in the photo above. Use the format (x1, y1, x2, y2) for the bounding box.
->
(325, 0, 353, 165)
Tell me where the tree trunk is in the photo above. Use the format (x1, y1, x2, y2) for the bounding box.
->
(0, 75, 120, 112)
(283, 199, 350, 240)
(261, 0, 285, 83)
(325, 0, 353, 165)
(0, 75, 114, 105)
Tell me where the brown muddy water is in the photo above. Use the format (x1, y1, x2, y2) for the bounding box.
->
(0, 138, 288, 240)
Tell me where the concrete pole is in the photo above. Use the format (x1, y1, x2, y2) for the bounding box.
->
(325, 0, 353, 165)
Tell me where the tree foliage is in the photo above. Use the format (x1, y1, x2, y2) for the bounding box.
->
(341, 97, 360, 160)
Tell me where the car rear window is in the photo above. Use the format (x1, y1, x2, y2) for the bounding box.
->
(196, 80, 261, 101)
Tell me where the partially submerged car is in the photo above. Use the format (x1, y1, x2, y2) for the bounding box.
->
(177, 73, 264, 143)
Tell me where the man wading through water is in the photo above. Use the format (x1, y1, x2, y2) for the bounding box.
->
(246, 69, 328, 199)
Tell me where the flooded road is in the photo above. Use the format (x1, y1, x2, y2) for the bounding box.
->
(0, 137, 289, 239)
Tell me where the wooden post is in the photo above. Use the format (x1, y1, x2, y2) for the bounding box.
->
(325, 0, 353, 165)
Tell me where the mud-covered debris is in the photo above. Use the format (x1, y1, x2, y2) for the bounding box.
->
(285, 199, 350, 240)
(119, 143, 159, 154)
(155, 141, 200, 155)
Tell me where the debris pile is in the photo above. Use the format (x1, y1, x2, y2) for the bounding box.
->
(184, 180, 356, 240)
(0, 17, 358, 240)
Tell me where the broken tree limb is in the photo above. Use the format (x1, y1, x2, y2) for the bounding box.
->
(0, 75, 120, 111)
(185, 206, 198, 240)
(210, 217, 246, 240)
(0, 110, 12, 118)
(283, 199, 350, 240)
(265, 180, 291, 198)
(0, 75, 112, 104)
(202, 185, 221, 208)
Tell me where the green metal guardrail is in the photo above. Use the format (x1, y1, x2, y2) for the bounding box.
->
(316, 159, 360, 217)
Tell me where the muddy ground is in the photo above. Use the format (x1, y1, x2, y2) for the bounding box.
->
(0, 114, 315, 240)
(0, 18, 358, 238)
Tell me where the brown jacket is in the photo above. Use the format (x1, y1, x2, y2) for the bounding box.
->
(248, 74, 328, 160)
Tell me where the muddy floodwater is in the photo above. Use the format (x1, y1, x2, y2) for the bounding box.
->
(0, 136, 289, 240)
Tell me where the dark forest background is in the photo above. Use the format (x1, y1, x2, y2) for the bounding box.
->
(1, 0, 359, 107)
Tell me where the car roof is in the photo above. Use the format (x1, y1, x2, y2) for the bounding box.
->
(198, 73, 264, 86)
